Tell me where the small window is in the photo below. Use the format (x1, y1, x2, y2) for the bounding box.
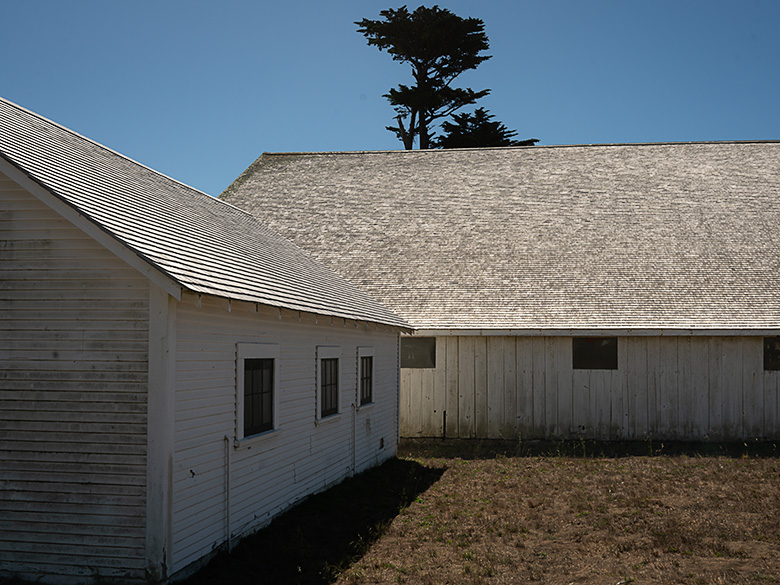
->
(244, 359, 274, 436)
(360, 355, 373, 405)
(401, 337, 436, 368)
(765, 337, 780, 371)
(573, 337, 618, 370)
(320, 358, 339, 417)
(237, 343, 279, 440)
(317, 346, 341, 419)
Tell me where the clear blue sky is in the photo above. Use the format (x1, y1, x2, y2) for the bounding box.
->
(3, 0, 779, 196)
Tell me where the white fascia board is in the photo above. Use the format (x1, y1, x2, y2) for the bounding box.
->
(409, 328, 780, 337)
(1, 158, 182, 300)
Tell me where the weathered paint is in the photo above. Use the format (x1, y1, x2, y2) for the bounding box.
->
(401, 335, 780, 440)
(0, 172, 150, 583)
(169, 297, 399, 576)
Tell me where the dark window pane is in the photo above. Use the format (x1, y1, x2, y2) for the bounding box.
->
(244, 358, 274, 436)
(573, 338, 618, 370)
(401, 337, 436, 368)
(360, 356, 373, 405)
(321, 358, 338, 417)
(765, 337, 780, 371)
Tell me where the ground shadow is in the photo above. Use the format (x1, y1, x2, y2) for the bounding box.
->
(182, 457, 445, 585)
(399, 437, 780, 460)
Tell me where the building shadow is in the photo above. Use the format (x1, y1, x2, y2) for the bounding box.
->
(182, 457, 445, 585)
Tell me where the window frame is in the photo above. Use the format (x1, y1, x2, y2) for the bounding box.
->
(316, 346, 341, 420)
(572, 337, 618, 370)
(236, 343, 280, 442)
(358, 347, 375, 407)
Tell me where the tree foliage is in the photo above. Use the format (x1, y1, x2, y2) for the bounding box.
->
(435, 108, 539, 149)
(356, 5, 492, 149)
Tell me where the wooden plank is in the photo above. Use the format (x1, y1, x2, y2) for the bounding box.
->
(571, 366, 589, 437)
(501, 337, 518, 439)
(543, 337, 559, 437)
(419, 367, 436, 437)
(646, 337, 660, 437)
(555, 337, 573, 438)
(657, 337, 678, 438)
(689, 337, 709, 438)
(743, 339, 761, 439)
(432, 336, 447, 437)
(676, 337, 693, 437)
(626, 336, 648, 439)
(474, 337, 488, 437)
(531, 337, 546, 437)
(486, 337, 504, 439)
(516, 337, 534, 437)
(721, 337, 742, 439)
(742, 337, 763, 438)
(458, 337, 476, 438)
(708, 337, 724, 439)
(445, 337, 459, 438)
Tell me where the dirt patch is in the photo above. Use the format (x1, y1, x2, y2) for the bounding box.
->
(336, 441, 780, 584)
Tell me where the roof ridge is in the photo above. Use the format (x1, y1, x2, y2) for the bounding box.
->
(259, 140, 780, 157)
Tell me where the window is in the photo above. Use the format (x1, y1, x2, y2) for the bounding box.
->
(317, 346, 341, 419)
(321, 358, 339, 417)
(765, 337, 780, 371)
(244, 359, 274, 436)
(236, 343, 279, 440)
(573, 337, 618, 370)
(358, 347, 374, 406)
(401, 337, 436, 368)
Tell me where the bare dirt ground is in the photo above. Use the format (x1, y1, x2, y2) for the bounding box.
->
(334, 440, 780, 585)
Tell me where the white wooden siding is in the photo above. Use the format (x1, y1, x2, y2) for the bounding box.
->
(0, 173, 150, 583)
(401, 335, 780, 441)
(170, 297, 399, 575)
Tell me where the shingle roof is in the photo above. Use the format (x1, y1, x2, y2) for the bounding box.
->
(221, 143, 780, 331)
(0, 97, 408, 328)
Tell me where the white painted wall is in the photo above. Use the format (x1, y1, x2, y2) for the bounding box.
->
(170, 296, 399, 576)
(402, 335, 780, 441)
(0, 172, 150, 583)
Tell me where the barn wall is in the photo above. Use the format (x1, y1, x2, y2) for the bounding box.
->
(401, 335, 780, 441)
(170, 297, 399, 575)
(0, 172, 150, 583)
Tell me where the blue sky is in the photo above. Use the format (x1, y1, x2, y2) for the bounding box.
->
(3, 0, 779, 196)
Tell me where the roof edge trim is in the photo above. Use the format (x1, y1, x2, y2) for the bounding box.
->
(409, 328, 780, 337)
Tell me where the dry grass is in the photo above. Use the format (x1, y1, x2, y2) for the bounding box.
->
(336, 440, 780, 585)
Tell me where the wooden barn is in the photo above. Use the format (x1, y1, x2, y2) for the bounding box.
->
(221, 143, 780, 442)
(0, 98, 408, 584)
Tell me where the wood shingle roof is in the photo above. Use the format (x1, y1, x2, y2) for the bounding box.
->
(221, 143, 780, 331)
(0, 97, 408, 328)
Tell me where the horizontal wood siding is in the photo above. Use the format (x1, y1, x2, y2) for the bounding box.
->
(171, 298, 399, 575)
(0, 174, 149, 583)
(401, 335, 779, 441)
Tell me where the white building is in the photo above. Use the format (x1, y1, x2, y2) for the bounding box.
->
(0, 97, 409, 583)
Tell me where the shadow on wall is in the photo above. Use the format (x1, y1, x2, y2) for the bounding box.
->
(182, 458, 445, 585)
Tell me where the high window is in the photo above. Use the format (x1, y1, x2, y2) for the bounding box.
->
(236, 343, 279, 440)
(573, 337, 618, 370)
(401, 337, 436, 368)
(765, 337, 780, 371)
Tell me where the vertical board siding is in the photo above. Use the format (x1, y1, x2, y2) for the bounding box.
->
(0, 175, 149, 583)
(402, 335, 778, 441)
(171, 299, 399, 575)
